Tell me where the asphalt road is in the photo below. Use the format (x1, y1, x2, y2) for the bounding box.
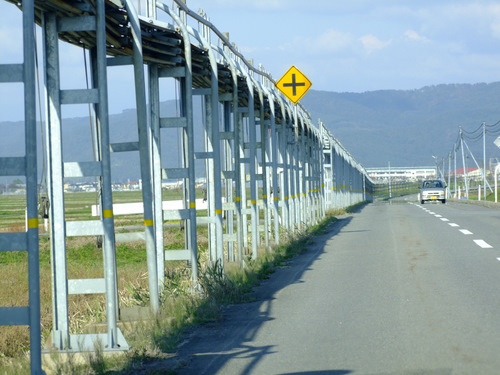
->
(171, 200, 500, 375)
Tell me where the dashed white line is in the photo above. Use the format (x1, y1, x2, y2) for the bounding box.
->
(474, 240, 493, 249)
(411, 204, 497, 256)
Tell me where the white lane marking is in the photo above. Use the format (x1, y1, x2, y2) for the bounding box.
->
(412, 205, 494, 253)
(474, 240, 493, 249)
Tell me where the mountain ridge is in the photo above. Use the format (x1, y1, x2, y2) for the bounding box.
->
(2, 82, 500, 182)
(301, 82, 500, 168)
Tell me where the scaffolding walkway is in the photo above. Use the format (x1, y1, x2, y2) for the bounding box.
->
(0, 0, 374, 373)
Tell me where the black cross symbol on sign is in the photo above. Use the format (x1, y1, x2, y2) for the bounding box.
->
(283, 73, 305, 96)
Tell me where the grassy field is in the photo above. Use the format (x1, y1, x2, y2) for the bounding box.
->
(0, 190, 208, 369)
(0, 190, 360, 374)
(0, 189, 206, 231)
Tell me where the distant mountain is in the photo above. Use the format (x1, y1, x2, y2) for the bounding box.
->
(2, 83, 500, 184)
(301, 83, 500, 169)
(0, 99, 204, 183)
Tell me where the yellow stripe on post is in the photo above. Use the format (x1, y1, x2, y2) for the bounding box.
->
(235, 197, 241, 202)
(274, 197, 279, 201)
(103, 209, 113, 218)
(144, 220, 154, 227)
(263, 194, 267, 199)
(215, 209, 223, 215)
(27, 218, 38, 229)
(251, 200, 257, 205)
(190, 202, 196, 209)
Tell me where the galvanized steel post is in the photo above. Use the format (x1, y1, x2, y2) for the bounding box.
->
(24, 0, 42, 371)
(245, 73, 259, 259)
(124, 0, 159, 314)
(42, 11, 70, 350)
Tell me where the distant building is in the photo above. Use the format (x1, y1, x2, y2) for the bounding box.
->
(366, 166, 436, 181)
(162, 180, 184, 190)
(124, 180, 142, 190)
(450, 167, 482, 179)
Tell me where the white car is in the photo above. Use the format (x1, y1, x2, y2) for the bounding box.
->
(419, 179, 446, 204)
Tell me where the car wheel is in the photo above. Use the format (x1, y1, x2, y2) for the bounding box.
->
(421, 200, 424, 204)
(442, 199, 446, 204)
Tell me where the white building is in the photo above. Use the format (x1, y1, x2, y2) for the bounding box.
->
(366, 166, 436, 181)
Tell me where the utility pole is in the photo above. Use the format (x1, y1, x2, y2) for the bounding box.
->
(454, 145, 457, 198)
(388, 161, 392, 199)
(460, 127, 469, 198)
(448, 152, 451, 199)
(483, 122, 487, 199)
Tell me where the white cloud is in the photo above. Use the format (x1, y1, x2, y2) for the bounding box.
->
(359, 35, 391, 54)
(489, 5, 500, 39)
(310, 30, 354, 54)
(422, 3, 500, 44)
(275, 29, 354, 58)
(404, 30, 429, 43)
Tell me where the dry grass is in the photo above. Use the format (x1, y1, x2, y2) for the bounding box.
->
(0, 260, 52, 359)
(0, 220, 203, 364)
(0, 191, 361, 373)
(0, 191, 207, 372)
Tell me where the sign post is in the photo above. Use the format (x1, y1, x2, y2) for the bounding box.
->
(275, 65, 312, 137)
(275, 66, 312, 229)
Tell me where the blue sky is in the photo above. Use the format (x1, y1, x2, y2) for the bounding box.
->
(2, 0, 500, 121)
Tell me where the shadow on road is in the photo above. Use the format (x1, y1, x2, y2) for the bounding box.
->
(164, 215, 355, 375)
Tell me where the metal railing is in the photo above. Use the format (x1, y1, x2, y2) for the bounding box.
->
(0, 0, 374, 371)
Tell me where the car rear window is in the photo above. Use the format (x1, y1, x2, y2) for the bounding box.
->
(423, 181, 442, 188)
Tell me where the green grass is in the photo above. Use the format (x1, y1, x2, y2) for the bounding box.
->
(0, 189, 210, 233)
(0, 188, 365, 374)
(372, 181, 420, 201)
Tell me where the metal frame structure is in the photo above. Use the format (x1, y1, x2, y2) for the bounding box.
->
(41, 0, 128, 351)
(1, 0, 374, 369)
(0, 1, 43, 373)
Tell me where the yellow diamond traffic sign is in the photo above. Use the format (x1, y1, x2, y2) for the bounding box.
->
(275, 65, 312, 104)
